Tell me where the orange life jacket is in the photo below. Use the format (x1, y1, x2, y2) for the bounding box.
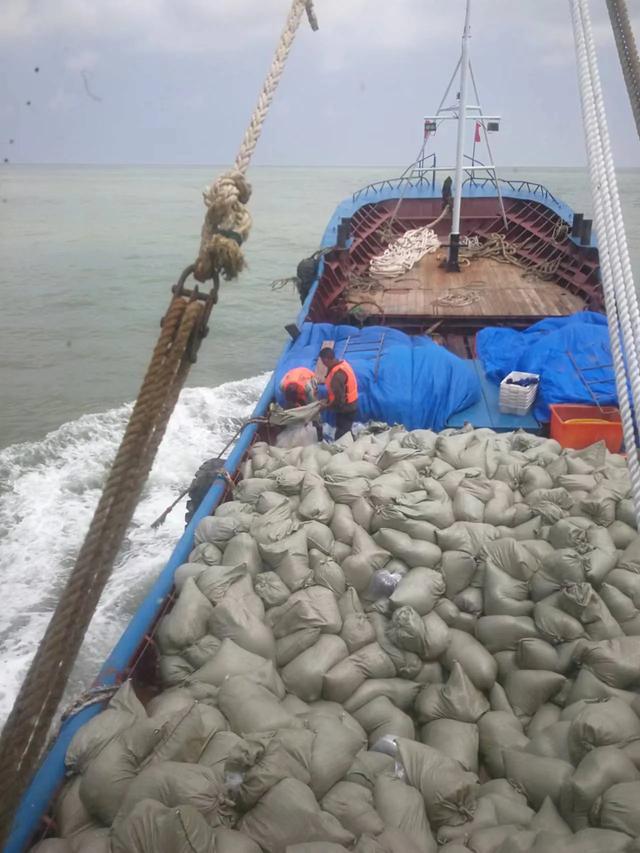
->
(326, 360, 358, 406)
(281, 367, 316, 405)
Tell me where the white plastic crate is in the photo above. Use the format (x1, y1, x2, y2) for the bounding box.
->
(499, 371, 540, 416)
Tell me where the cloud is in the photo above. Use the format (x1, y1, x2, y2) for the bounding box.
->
(1, 0, 637, 64)
(65, 49, 98, 71)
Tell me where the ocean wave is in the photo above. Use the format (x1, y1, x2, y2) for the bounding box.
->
(0, 375, 269, 723)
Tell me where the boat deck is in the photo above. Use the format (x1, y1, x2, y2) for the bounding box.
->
(446, 359, 542, 432)
(344, 254, 585, 319)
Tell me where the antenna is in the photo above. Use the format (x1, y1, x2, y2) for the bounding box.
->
(447, 0, 472, 272)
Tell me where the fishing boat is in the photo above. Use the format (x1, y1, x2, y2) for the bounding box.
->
(5, 1, 640, 851)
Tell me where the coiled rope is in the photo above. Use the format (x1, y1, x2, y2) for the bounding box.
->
(570, 0, 640, 524)
(0, 1, 318, 845)
(370, 226, 441, 277)
(195, 0, 318, 283)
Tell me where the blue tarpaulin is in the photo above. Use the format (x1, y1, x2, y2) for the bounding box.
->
(476, 312, 616, 420)
(275, 323, 480, 431)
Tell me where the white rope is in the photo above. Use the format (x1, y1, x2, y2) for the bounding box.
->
(570, 0, 640, 523)
(370, 226, 441, 277)
(195, 0, 317, 281)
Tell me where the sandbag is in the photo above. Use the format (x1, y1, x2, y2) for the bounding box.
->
(195, 514, 251, 547)
(386, 606, 450, 660)
(530, 797, 572, 837)
(342, 526, 390, 592)
(238, 778, 354, 853)
(475, 616, 538, 654)
(340, 591, 377, 653)
(416, 661, 489, 724)
(502, 749, 573, 808)
(533, 594, 586, 645)
(254, 572, 290, 608)
(437, 522, 500, 556)
(282, 635, 348, 702)
(157, 578, 214, 654)
(302, 520, 336, 555)
(251, 502, 298, 544)
(323, 642, 395, 703)
(560, 583, 622, 641)
(66, 682, 146, 773)
(374, 528, 441, 569)
(188, 640, 267, 687)
(441, 629, 498, 691)
(353, 695, 416, 743)
(344, 678, 421, 714)
(268, 586, 342, 638)
(209, 595, 275, 660)
(298, 473, 335, 523)
(591, 780, 640, 837)
(321, 781, 384, 837)
(479, 712, 529, 778)
(218, 675, 298, 735)
(112, 800, 217, 853)
(174, 562, 207, 591)
(374, 773, 437, 853)
(223, 534, 261, 578)
(395, 738, 478, 828)
(303, 710, 367, 798)
(421, 720, 479, 773)
(441, 551, 478, 596)
(330, 503, 356, 544)
(389, 568, 445, 615)
(483, 564, 532, 617)
(54, 777, 97, 839)
(116, 761, 226, 825)
(559, 746, 640, 830)
(344, 750, 395, 790)
(524, 721, 572, 763)
(259, 530, 312, 591)
(503, 670, 566, 718)
(575, 636, 640, 687)
(234, 477, 276, 505)
(567, 697, 640, 763)
(275, 628, 321, 668)
(189, 542, 224, 566)
(80, 721, 164, 823)
(516, 638, 561, 672)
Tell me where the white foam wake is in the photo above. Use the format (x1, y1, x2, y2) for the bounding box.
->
(0, 375, 269, 724)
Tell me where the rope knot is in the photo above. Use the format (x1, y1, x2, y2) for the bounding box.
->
(195, 170, 253, 282)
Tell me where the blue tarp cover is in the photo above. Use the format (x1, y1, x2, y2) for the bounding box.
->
(476, 311, 616, 420)
(275, 323, 480, 431)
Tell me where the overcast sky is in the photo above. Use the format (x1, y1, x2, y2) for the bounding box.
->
(1, 0, 639, 167)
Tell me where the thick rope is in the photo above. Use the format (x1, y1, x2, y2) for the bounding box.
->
(570, 0, 640, 523)
(195, 0, 318, 282)
(0, 296, 205, 844)
(370, 227, 441, 277)
(0, 4, 319, 842)
(606, 0, 640, 140)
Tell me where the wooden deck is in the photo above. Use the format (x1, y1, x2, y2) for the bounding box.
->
(344, 253, 585, 319)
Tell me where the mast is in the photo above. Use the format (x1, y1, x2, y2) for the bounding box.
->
(447, 0, 472, 272)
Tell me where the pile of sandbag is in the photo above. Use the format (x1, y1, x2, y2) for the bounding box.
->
(34, 426, 640, 853)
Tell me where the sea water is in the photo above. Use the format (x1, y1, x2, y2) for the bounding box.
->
(0, 164, 639, 722)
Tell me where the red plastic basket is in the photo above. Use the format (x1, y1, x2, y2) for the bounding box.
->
(549, 404, 623, 453)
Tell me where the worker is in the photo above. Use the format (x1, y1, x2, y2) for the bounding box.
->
(442, 175, 453, 210)
(280, 366, 318, 409)
(319, 347, 359, 439)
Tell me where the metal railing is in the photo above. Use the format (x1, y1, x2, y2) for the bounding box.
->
(352, 173, 558, 205)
